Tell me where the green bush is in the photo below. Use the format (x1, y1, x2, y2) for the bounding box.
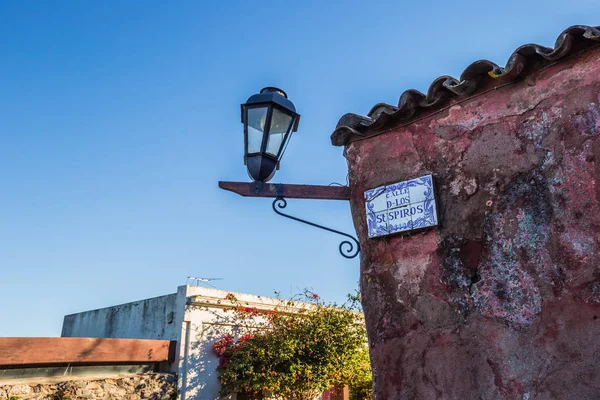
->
(213, 290, 372, 400)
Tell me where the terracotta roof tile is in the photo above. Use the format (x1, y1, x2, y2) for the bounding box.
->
(331, 25, 600, 146)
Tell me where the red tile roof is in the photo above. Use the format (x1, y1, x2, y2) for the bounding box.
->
(331, 25, 600, 146)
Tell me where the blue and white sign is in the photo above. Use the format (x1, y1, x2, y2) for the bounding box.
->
(364, 174, 438, 238)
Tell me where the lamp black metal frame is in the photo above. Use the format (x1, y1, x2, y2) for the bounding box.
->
(241, 87, 300, 183)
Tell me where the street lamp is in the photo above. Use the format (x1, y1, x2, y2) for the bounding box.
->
(220, 87, 360, 259)
(241, 87, 300, 182)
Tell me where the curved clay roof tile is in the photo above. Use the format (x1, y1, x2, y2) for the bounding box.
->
(331, 25, 600, 146)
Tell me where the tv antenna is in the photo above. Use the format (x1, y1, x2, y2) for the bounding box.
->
(187, 276, 224, 288)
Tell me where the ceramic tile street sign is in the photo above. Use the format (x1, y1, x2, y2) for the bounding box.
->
(364, 174, 438, 238)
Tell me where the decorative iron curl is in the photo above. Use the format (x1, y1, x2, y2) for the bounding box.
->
(272, 197, 360, 259)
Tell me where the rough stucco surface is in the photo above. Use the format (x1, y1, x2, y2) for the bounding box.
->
(345, 49, 600, 399)
(62, 294, 180, 341)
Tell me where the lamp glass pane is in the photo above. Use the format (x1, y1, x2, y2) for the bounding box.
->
(266, 108, 293, 157)
(247, 107, 268, 154)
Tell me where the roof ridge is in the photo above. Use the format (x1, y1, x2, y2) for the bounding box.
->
(331, 25, 600, 146)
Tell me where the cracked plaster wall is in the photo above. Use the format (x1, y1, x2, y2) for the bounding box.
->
(345, 48, 600, 399)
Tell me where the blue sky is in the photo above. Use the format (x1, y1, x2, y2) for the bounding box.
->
(0, 1, 598, 336)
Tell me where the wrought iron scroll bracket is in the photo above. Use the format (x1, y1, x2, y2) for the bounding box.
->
(271, 192, 361, 259)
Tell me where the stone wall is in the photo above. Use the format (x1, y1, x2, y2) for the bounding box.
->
(0, 373, 177, 400)
(344, 48, 600, 398)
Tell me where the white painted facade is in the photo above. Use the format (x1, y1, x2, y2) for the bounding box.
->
(62, 285, 299, 400)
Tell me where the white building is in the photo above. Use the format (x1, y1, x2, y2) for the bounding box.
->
(62, 285, 290, 400)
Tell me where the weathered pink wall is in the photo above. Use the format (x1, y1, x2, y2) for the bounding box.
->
(345, 48, 600, 398)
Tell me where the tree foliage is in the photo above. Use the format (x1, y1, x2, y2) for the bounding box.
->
(212, 290, 372, 400)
